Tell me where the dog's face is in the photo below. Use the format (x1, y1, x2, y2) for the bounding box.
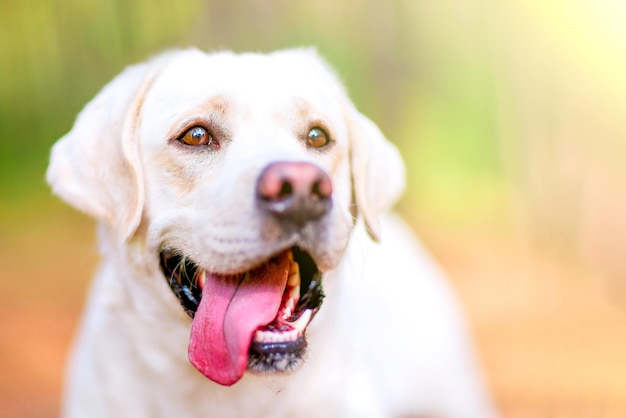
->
(141, 50, 354, 274)
(47, 49, 404, 386)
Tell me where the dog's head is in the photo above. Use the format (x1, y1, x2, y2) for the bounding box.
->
(47, 49, 404, 386)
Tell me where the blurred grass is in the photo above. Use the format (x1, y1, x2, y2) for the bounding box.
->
(0, 0, 204, 202)
(2, 1, 625, 229)
(2, 0, 626, 416)
(0, 0, 507, 215)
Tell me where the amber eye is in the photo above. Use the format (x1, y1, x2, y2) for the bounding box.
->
(180, 126, 212, 146)
(307, 127, 330, 148)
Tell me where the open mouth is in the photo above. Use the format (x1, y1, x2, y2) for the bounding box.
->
(159, 246, 324, 386)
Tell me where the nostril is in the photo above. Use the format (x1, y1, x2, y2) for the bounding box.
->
(311, 181, 325, 200)
(311, 181, 321, 199)
(278, 181, 293, 200)
(258, 170, 294, 203)
(311, 175, 332, 200)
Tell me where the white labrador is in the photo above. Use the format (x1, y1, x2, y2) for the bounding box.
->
(47, 49, 495, 418)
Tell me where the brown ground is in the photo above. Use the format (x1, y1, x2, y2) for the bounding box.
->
(1, 205, 625, 417)
(421, 226, 626, 417)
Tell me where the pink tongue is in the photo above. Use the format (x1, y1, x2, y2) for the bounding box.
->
(188, 252, 290, 386)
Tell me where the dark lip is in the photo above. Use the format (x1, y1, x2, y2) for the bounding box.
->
(159, 249, 202, 318)
(247, 336, 308, 374)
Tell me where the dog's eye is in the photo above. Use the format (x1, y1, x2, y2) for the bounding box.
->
(180, 126, 212, 147)
(307, 127, 330, 148)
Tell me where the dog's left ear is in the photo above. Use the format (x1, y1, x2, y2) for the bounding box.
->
(47, 54, 170, 241)
(347, 104, 405, 242)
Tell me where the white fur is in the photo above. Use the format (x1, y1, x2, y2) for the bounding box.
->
(47, 48, 495, 418)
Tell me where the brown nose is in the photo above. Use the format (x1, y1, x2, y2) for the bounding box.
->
(256, 161, 332, 225)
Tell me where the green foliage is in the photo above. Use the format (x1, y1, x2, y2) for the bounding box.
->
(4, 0, 626, 270)
(0, 0, 203, 199)
(0, 0, 506, 228)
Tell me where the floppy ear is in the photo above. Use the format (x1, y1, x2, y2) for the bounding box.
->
(47, 57, 166, 241)
(347, 104, 405, 242)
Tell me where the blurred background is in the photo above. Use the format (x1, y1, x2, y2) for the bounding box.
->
(1, 0, 626, 416)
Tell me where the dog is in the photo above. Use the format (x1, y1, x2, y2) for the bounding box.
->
(47, 48, 495, 418)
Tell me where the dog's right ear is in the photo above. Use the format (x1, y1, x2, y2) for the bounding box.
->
(347, 104, 405, 243)
(47, 56, 168, 241)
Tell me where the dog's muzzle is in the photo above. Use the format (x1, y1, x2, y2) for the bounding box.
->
(158, 161, 332, 386)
